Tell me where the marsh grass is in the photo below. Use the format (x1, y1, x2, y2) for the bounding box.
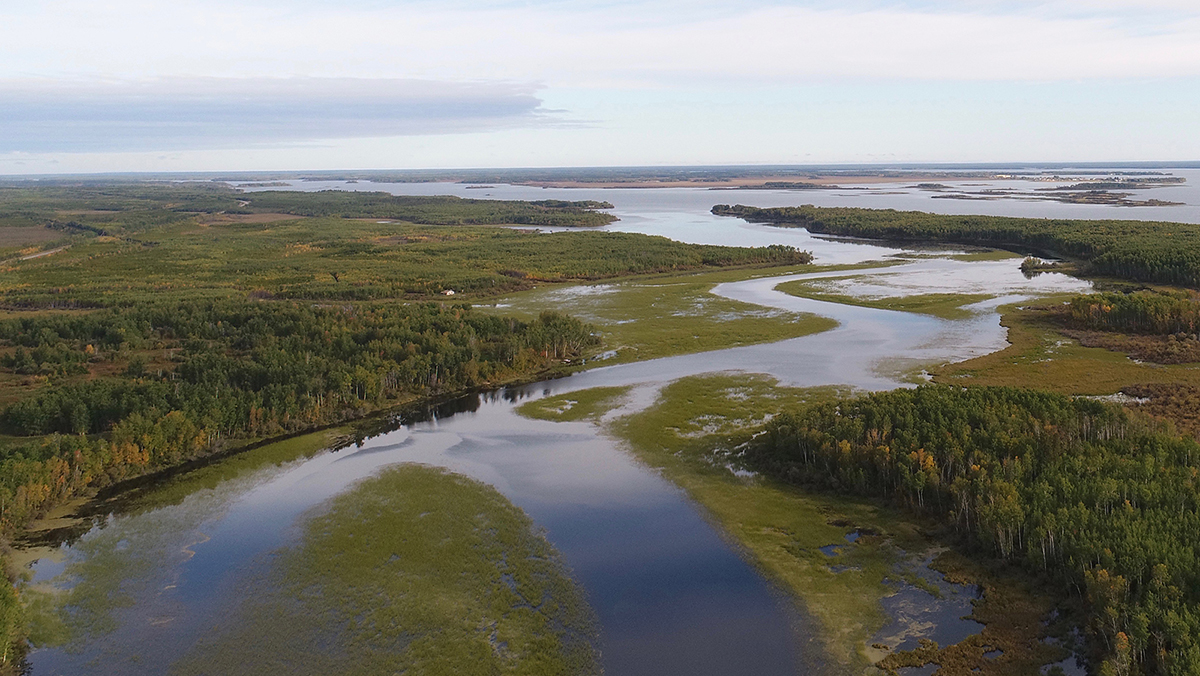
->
(18, 428, 349, 654)
(490, 265, 838, 363)
(601, 375, 916, 671)
(22, 491, 233, 651)
(167, 465, 599, 676)
(775, 278, 992, 321)
(934, 301, 1200, 394)
(516, 387, 631, 422)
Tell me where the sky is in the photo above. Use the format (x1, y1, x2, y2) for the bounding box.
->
(1, 0, 1198, 174)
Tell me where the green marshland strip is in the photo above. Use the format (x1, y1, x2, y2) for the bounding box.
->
(169, 465, 600, 676)
(489, 265, 851, 364)
(774, 277, 993, 321)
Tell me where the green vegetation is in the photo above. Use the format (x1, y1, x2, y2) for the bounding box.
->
(239, 189, 617, 227)
(933, 301, 1200, 395)
(168, 465, 599, 676)
(0, 182, 818, 668)
(1068, 288, 1200, 336)
(753, 384, 1200, 675)
(0, 301, 597, 534)
(2, 217, 810, 307)
(0, 183, 808, 306)
(715, 204, 1200, 287)
(517, 386, 630, 422)
(0, 181, 613, 235)
(489, 265, 837, 364)
(775, 277, 991, 320)
(525, 377, 1069, 674)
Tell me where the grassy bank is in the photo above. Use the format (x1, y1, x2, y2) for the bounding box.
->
(775, 277, 991, 320)
(933, 300, 1200, 394)
(488, 265, 841, 364)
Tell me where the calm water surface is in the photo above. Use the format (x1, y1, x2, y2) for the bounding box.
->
(245, 166, 1200, 254)
(23, 188, 1099, 675)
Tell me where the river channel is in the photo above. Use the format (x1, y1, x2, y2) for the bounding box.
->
(22, 184, 1102, 675)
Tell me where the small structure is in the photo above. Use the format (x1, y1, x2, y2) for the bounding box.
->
(441, 289, 456, 296)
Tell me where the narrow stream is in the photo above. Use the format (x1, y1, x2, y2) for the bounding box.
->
(20, 188, 1097, 675)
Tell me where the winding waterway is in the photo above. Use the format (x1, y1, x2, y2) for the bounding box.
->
(23, 185, 1100, 675)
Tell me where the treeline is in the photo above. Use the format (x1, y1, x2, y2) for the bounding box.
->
(714, 204, 1200, 288)
(750, 385, 1200, 675)
(0, 300, 597, 530)
(1068, 289, 1200, 336)
(242, 191, 618, 227)
(0, 183, 620, 241)
(0, 298, 599, 664)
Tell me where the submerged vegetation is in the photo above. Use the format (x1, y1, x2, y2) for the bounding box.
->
(168, 465, 599, 676)
(715, 204, 1200, 287)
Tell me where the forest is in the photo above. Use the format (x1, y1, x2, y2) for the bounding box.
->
(714, 204, 1200, 288)
(751, 385, 1200, 676)
(0, 299, 600, 524)
(0, 300, 601, 661)
(1067, 289, 1200, 336)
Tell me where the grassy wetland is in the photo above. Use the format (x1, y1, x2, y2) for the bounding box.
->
(775, 278, 992, 321)
(488, 265, 839, 364)
(167, 465, 599, 676)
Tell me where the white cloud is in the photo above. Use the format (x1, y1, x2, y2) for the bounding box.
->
(3, 1, 1200, 84)
(2, 1, 1198, 168)
(0, 78, 552, 152)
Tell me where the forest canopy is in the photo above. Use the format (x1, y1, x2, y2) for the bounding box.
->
(715, 204, 1200, 288)
(751, 384, 1200, 676)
